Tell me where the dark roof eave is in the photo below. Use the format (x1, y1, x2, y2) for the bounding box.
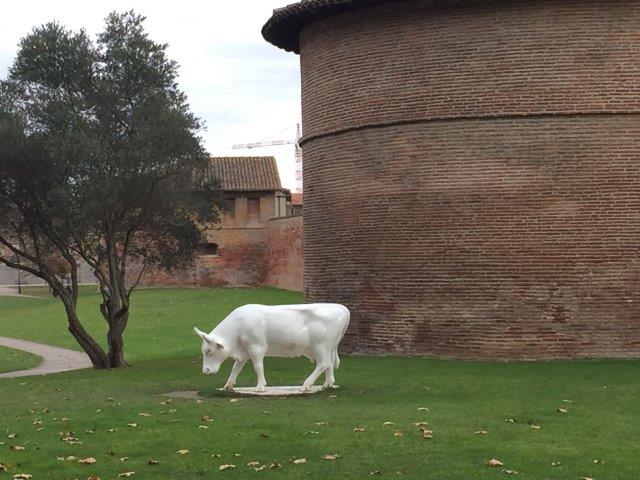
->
(262, 0, 403, 53)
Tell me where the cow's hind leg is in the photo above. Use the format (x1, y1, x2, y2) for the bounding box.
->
(302, 348, 331, 391)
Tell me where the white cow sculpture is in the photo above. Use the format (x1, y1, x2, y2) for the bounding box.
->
(194, 303, 350, 392)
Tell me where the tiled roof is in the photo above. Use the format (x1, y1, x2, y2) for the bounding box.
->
(262, 0, 403, 53)
(207, 157, 282, 191)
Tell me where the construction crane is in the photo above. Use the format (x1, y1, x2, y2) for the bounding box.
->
(232, 124, 303, 193)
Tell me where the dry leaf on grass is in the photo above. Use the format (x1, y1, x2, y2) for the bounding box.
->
(419, 428, 433, 439)
(417, 407, 429, 411)
(370, 469, 381, 476)
(269, 462, 281, 469)
(382, 422, 395, 426)
(126, 423, 138, 428)
(119, 457, 128, 462)
(394, 432, 404, 438)
(10, 445, 25, 451)
(315, 421, 329, 426)
(202, 415, 213, 422)
(322, 454, 340, 461)
(551, 461, 561, 466)
(530, 425, 541, 430)
(118, 472, 135, 478)
(79, 457, 97, 465)
(292, 458, 307, 464)
(581, 477, 594, 480)
(502, 469, 518, 475)
(474, 430, 488, 435)
(557, 408, 568, 414)
(487, 459, 504, 467)
(147, 459, 159, 466)
(176, 449, 190, 455)
(247, 461, 261, 467)
(414, 422, 428, 427)
(353, 427, 366, 432)
(13, 475, 33, 480)
(138, 413, 151, 417)
(87, 476, 101, 480)
(219, 464, 236, 471)
(253, 465, 266, 471)
(0, 464, 6, 472)
(7, 434, 17, 439)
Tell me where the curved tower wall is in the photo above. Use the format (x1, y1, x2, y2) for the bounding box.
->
(293, 0, 639, 358)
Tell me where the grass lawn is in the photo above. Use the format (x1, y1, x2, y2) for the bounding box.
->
(1, 287, 639, 479)
(0, 345, 41, 374)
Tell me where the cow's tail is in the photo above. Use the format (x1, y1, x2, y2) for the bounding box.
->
(334, 306, 350, 370)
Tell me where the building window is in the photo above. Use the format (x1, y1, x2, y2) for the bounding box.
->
(197, 243, 219, 256)
(248, 197, 260, 222)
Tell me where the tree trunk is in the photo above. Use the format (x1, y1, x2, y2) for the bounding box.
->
(107, 315, 129, 368)
(66, 308, 109, 369)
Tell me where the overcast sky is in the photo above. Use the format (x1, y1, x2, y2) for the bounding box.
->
(0, 0, 302, 190)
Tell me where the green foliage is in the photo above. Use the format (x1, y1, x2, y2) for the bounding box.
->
(1, 288, 640, 479)
(0, 11, 224, 366)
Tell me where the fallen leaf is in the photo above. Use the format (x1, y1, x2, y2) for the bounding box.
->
(87, 476, 101, 480)
(269, 462, 281, 469)
(198, 425, 209, 429)
(259, 432, 269, 438)
(126, 423, 138, 428)
(593, 459, 603, 464)
(329, 394, 338, 398)
(419, 428, 433, 439)
(581, 477, 594, 480)
(211, 454, 221, 458)
(417, 407, 429, 411)
(176, 449, 190, 455)
(10, 445, 25, 451)
(315, 421, 329, 426)
(108, 428, 117, 433)
(219, 464, 236, 471)
(138, 413, 151, 417)
(292, 458, 307, 465)
(382, 422, 395, 426)
(253, 465, 266, 471)
(413, 422, 428, 427)
(119, 457, 129, 462)
(474, 430, 488, 435)
(557, 408, 568, 414)
(247, 461, 261, 467)
(7, 433, 17, 439)
(13, 475, 33, 480)
(551, 461, 561, 466)
(233, 453, 242, 457)
(304, 431, 319, 435)
(394, 432, 404, 438)
(229, 399, 239, 403)
(118, 472, 135, 478)
(487, 459, 504, 467)
(502, 469, 518, 475)
(79, 457, 97, 465)
(371, 469, 381, 476)
(322, 454, 340, 461)
(505, 418, 515, 423)
(65, 456, 77, 461)
(353, 427, 366, 432)
(0, 463, 6, 472)
(202, 415, 213, 422)
(147, 460, 159, 466)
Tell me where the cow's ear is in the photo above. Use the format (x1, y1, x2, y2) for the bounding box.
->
(211, 335, 225, 350)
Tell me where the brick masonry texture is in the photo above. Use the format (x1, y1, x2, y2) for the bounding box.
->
(293, 0, 640, 358)
(266, 216, 303, 291)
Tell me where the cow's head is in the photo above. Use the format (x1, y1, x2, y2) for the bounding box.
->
(194, 327, 228, 375)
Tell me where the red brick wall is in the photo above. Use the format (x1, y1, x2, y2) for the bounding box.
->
(266, 216, 303, 291)
(298, 0, 640, 359)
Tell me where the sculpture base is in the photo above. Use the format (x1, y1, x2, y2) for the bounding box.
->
(219, 385, 331, 396)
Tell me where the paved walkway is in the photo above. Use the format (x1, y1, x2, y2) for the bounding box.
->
(0, 336, 92, 378)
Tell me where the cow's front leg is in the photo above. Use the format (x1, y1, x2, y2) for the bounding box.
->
(224, 360, 246, 390)
(251, 355, 267, 392)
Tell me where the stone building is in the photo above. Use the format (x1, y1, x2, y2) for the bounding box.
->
(263, 0, 640, 359)
(140, 156, 302, 290)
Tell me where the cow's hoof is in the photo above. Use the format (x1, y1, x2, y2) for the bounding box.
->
(224, 383, 235, 391)
(301, 384, 312, 392)
(255, 386, 267, 392)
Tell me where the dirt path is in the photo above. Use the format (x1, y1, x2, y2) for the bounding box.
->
(0, 336, 92, 378)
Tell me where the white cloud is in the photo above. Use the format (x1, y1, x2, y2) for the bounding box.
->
(0, 0, 301, 190)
